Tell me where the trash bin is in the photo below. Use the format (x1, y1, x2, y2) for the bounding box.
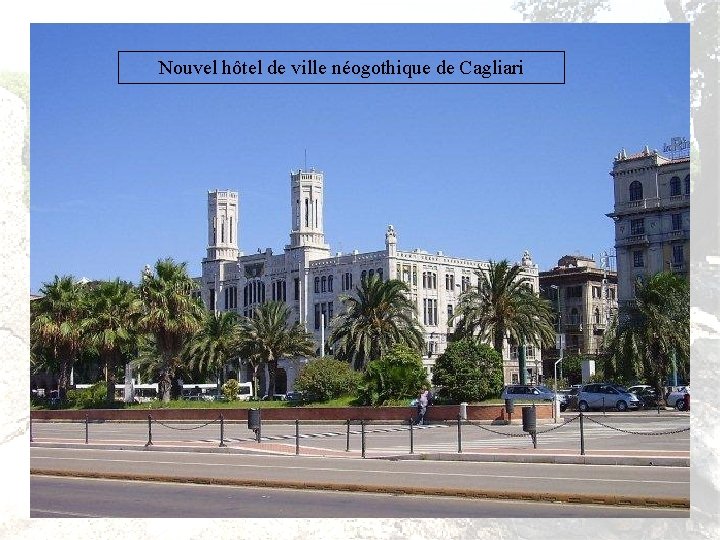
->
(521, 406, 536, 433)
(248, 408, 261, 430)
(505, 399, 514, 414)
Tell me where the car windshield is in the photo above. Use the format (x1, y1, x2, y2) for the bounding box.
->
(536, 386, 553, 393)
(613, 386, 629, 393)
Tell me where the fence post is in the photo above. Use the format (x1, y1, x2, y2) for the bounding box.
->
(30, 415, 33, 443)
(85, 414, 89, 444)
(602, 397, 606, 415)
(579, 412, 585, 456)
(409, 417, 414, 454)
(219, 414, 226, 447)
(457, 414, 462, 454)
(295, 419, 300, 456)
(361, 420, 366, 458)
(345, 419, 350, 452)
(145, 414, 153, 447)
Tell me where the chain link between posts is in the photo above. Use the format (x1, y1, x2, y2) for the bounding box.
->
(585, 416, 690, 435)
(464, 414, 579, 437)
(153, 417, 220, 431)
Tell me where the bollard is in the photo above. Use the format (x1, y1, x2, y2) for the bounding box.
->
(522, 407, 537, 449)
(345, 419, 350, 452)
(409, 417, 414, 454)
(145, 414, 153, 446)
(29, 415, 33, 443)
(603, 397, 606, 415)
(459, 402, 468, 421)
(219, 414, 226, 447)
(295, 419, 300, 456)
(579, 411, 585, 456)
(85, 414, 89, 444)
(361, 420, 366, 458)
(457, 414, 462, 454)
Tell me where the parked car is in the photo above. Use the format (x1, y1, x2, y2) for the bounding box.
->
(666, 386, 690, 411)
(577, 383, 641, 412)
(501, 384, 568, 411)
(632, 387, 661, 408)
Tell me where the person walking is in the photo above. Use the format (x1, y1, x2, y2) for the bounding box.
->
(415, 387, 430, 425)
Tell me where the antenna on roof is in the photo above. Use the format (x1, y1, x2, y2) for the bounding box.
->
(304, 149, 307, 172)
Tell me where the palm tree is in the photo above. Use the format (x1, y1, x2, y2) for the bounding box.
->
(82, 279, 142, 406)
(452, 260, 555, 378)
(329, 274, 424, 370)
(184, 310, 239, 396)
(236, 301, 315, 399)
(138, 259, 204, 402)
(605, 272, 689, 402)
(30, 276, 88, 400)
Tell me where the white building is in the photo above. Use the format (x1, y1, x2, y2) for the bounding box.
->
(200, 168, 541, 393)
(607, 145, 690, 308)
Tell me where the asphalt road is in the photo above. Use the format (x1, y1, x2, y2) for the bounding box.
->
(31, 412, 690, 455)
(31, 475, 689, 518)
(30, 447, 689, 501)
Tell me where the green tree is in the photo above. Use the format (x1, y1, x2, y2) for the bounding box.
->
(82, 279, 142, 406)
(604, 272, 689, 403)
(184, 310, 239, 396)
(431, 340, 504, 403)
(31, 276, 88, 400)
(356, 343, 429, 406)
(138, 259, 204, 402)
(330, 275, 424, 370)
(236, 301, 315, 399)
(294, 357, 361, 401)
(452, 260, 555, 380)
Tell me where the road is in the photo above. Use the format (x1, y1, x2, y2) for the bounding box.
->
(30, 447, 689, 502)
(31, 475, 689, 518)
(30, 412, 690, 456)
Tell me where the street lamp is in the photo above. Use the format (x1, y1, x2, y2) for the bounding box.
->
(550, 285, 564, 422)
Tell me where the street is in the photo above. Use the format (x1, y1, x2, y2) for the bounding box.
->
(31, 475, 689, 518)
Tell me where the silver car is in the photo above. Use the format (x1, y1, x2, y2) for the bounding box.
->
(501, 384, 568, 411)
(577, 383, 641, 412)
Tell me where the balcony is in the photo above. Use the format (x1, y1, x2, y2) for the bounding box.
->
(618, 234, 649, 246)
(665, 194, 690, 208)
(614, 198, 660, 214)
(668, 229, 687, 240)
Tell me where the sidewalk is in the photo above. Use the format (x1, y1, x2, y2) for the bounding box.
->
(30, 438, 690, 467)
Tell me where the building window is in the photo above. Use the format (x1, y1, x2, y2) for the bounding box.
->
(594, 308, 601, 324)
(670, 176, 681, 196)
(671, 213, 682, 231)
(412, 266, 417, 286)
(328, 275, 333, 292)
(684, 175, 690, 195)
(361, 270, 367, 281)
(566, 286, 582, 298)
(305, 198, 309, 227)
(633, 251, 644, 268)
(630, 218, 645, 235)
(321, 276, 327, 293)
(445, 274, 454, 291)
(461, 276, 471, 292)
(294, 278, 300, 301)
(447, 304, 454, 326)
(569, 308, 580, 325)
(209, 288, 215, 311)
(377, 268, 383, 281)
(629, 181, 643, 201)
(673, 245, 684, 266)
(328, 301, 333, 322)
(368, 269, 374, 279)
(314, 277, 320, 293)
(314, 303, 321, 330)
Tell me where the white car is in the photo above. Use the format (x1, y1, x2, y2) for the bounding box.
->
(666, 387, 690, 410)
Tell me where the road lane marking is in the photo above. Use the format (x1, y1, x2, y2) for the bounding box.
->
(30, 455, 689, 484)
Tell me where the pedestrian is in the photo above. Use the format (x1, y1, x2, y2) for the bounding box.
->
(415, 387, 430, 425)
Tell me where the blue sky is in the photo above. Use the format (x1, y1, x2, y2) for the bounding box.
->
(30, 23, 689, 292)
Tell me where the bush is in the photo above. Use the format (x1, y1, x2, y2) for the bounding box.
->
(431, 340, 504, 403)
(66, 382, 107, 409)
(357, 344, 429, 406)
(222, 378, 240, 401)
(294, 357, 360, 402)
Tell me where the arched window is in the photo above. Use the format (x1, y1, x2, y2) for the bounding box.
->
(321, 276, 327, 292)
(629, 181, 643, 201)
(594, 308, 601, 324)
(377, 268, 383, 281)
(670, 176, 681, 196)
(369, 269, 374, 278)
(314, 277, 320, 293)
(684, 175, 690, 195)
(328, 275, 333, 292)
(361, 270, 367, 281)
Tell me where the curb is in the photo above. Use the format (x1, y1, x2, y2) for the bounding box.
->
(30, 468, 689, 509)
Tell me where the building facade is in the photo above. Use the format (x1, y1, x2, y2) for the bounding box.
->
(539, 255, 618, 383)
(200, 168, 541, 393)
(607, 146, 690, 308)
